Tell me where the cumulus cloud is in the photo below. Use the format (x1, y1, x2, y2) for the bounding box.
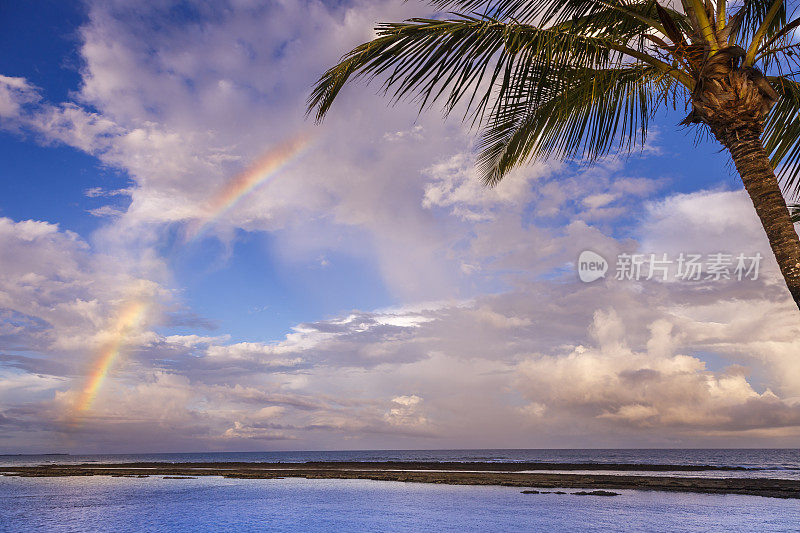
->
(0, 217, 161, 355)
(385, 395, 429, 428)
(516, 309, 800, 434)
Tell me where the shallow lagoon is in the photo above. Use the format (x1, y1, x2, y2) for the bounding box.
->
(1, 475, 798, 532)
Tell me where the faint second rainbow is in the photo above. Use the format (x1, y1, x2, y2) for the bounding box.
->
(75, 299, 149, 414)
(186, 132, 312, 241)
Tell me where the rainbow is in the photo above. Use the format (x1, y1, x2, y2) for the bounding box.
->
(72, 133, 310, 419)
(187, 133, 312, 241)
(75, 300, 148, 413)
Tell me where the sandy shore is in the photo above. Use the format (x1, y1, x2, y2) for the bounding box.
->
(2, 461, 798, 499)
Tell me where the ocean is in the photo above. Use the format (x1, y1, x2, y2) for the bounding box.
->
(1, 450, 798, 532)
(2, 448, 799, 478)
(1, 475, 798, 532)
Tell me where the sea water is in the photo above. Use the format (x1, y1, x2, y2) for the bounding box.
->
(1, 475, 799, 532)
(1, 450, 798, 531)
(2, 449, 798, 479)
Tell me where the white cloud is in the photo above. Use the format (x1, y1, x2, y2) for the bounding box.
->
(0, 217, 166, 355)
(0, 75, 39, 119)
(422, 152, 552, 221)
(385, 395, 429, 427)
(384, 125, 425, 142)
(515, 308, 796, 432)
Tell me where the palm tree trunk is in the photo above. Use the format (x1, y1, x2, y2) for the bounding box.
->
(716, 126, 800, 310)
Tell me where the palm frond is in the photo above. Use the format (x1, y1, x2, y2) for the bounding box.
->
(427, 0, 685, 29)
(308, 14, 687, 124)
(757, 15, 800, 56)
(754, 14, 800, 74)
(730, 0, 788, 48)
(425, 0, 594, 24)
(765, 75, 800, 197)
(477, 64, 676, 185)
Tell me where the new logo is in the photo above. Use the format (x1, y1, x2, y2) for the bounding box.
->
(578, 251, 608, 283)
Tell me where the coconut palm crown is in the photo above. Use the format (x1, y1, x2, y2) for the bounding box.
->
(309, 0, 800, 309)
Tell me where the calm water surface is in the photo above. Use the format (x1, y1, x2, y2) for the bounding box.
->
(1, 475, 798, 532)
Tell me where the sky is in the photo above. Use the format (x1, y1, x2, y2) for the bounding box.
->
(1, 0, 799, 454)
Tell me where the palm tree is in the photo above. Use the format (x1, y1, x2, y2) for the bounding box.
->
(309, 0, 800, 309)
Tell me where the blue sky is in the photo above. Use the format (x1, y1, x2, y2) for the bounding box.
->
(1, 0, 799, 453)
(0, 1, 103, 235)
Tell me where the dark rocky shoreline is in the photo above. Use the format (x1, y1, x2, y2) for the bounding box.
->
(2, 461, 798, 499)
